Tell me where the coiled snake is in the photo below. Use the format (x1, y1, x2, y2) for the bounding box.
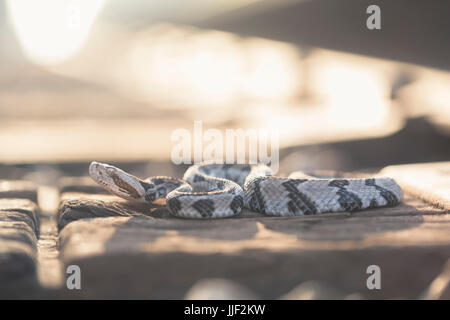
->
(89, 161, 402, 219)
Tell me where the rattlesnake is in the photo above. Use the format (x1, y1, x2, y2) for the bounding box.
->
(89, 161, 402, 219)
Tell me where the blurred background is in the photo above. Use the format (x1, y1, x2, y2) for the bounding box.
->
(2, 1, 450, 300)
(0, 0, 449, 174)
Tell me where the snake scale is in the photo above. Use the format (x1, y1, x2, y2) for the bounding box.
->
(89, 161, 403, 219)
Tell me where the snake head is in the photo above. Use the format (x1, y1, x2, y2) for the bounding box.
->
(89, 161, 146, 202)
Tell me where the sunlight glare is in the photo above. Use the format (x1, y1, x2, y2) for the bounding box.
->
(6, 0, 105, 66)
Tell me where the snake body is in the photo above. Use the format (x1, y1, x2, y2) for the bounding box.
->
(89, 161, 402, 219)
